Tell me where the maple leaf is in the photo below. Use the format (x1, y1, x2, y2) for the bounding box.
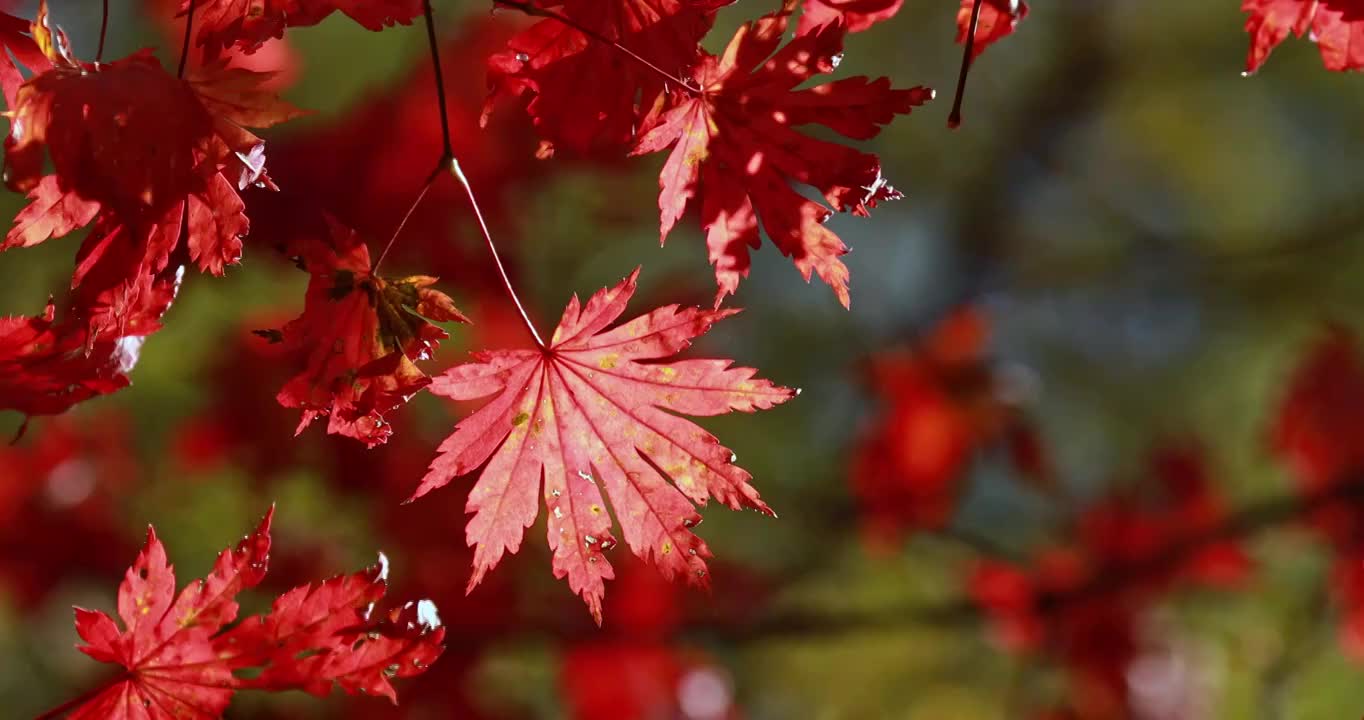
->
(0, 263, 181, 426)
(59, 507, 444, 719)
(0, 17, 301, 344)
(485, 0, 726, 155)
(185, 0, 422, 58)
(267, 219, 469, 447)
(632, 7, 932, 308)
(412, 268, 794, 622)
(797, 0, 905, 35)
(1243, 0, 1364, 73)
(955, 0, 1029, 59)
(2, 7, 303, 307)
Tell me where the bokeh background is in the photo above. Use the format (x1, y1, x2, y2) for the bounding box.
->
(5, 0, 1364, 717)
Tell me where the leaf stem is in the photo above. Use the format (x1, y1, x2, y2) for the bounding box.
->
(948, 0, 984, 129)
(177, 0, 197, 79)
(371, 165, 440, 275)
(492, 0, 701, 95)
(420, 0, 545, 348)
(95, 0, 108, 63)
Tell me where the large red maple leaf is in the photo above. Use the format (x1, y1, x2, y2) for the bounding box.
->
(185, 0, 422, 58)
(484, 0, 726, 155)
(1243, 0, 1364, 73)
(265, 220, 469, 447)
(59, 507, 444, 719)
(632, 7, 932, 308)
(412, 268, 794, 621)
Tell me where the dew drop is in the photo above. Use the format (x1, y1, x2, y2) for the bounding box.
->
(829, 52, 843, 69)
(383, 663, 400, 678)
(599, 537, 617, 551)
(515, 52, 530, 63)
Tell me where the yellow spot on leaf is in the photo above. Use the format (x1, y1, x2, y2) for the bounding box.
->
(598, 354, 619, 370)
(662, 542, 673, 555)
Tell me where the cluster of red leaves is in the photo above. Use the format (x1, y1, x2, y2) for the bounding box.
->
(0, 3, 298, 426)
(1271, 327, 1364, 657)
(968, 444, 1251, 719)
(57, 507, 444, 719)
(489, 0, 931, 307)
(850, 307, 1049, 545)
(1243, 0, 1364, 73)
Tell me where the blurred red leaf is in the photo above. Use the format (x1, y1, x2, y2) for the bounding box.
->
(412, 268, 793, 622)
(851, 307, 1051, 543)
(184, 0, 421, 58)
(633, 6, 932, 308)
(968, 442, 1250, 717)
(0, 412, 137, 607)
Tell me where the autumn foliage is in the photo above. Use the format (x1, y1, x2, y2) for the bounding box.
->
(2, 0, 1362, 717)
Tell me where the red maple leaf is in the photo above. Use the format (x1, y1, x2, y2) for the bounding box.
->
(2, 8, 302, 340)
(485, 0, 726, 156)
(956, 0, 1029, 59)
(411, 268, 794, 621)
(797, 0, 904, 35)
(632, 7, 932, 308)
(1243, 0, 1364, 73)
(266, 219, 469, 447)
(0, 263, 180, 426)
(57, 507, 444, 719)
(185, 0, 422, 58)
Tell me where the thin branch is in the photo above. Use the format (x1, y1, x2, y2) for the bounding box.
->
(372, 164, 441, 274)
(948, 0, 985, 129)
(420, 0, 545, 347)
(492, 0, 702, 95)
(421, 0, 454, 159)
(177, 0, 197, 79)
(95, 0, 109, 64)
